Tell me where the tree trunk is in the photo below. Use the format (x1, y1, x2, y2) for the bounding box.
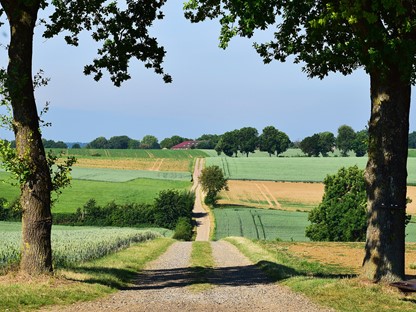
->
(362, 69, 410, 282)
(3, 1, 53, 274)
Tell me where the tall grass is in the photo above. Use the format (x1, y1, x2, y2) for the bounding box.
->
(0, 223, 168, 270)
(227, 237, 416, 312)
(0, 237, 174, 311)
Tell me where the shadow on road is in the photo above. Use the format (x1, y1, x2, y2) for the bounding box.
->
(73, 260, 354, 291)
(70, 260, 356, 291)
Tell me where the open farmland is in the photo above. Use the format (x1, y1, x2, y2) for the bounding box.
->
(72, 158, 192, 172)
(214, 207, 310, 241)
(220, 180, 416, 214)
(53, 148, 209, 159)
(214, 206, 416, 242)
(219, 180, 324, 211)
(0, 221, 169, 269)
(207, 156, 416, 184)
(0, 172, 191, 214)
(50, 148, 209, 173)
(257, 240, 416, 279)
(70, 167, 191, 182)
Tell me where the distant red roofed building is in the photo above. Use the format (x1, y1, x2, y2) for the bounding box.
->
(171, 140, 199, 150)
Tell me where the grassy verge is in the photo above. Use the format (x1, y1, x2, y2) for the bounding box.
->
(0, 237, 174, 311)
(189, 241, 214, 291)
(225, 237, 416, 312)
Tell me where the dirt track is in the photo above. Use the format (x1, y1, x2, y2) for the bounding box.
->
(44, 241, 330, 312)
(192, 158, 210, 241)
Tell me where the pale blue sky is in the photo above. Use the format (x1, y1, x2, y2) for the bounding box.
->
(2, 2, 415, 143)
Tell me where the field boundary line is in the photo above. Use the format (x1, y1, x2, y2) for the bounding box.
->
(255, 183, 274, 208)
(149, 158, 160, 171)
(261, 183, 282, 209)
(155, 158, 164, 171)
(145, 150, 155, 158)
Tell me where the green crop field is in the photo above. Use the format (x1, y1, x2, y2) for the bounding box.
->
(214, 206, 416, 242)
(70, 167, 192, 182)
(207, 156, 416, 184)
(214, 207, 310, 241)
(0, 222, 169, 269)
(51, 148, 209, 159)
(0, 172, 191, 214)
(207, 156, 368, 182)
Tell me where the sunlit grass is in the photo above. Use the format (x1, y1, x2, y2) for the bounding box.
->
(226, 237, 416, 312)
(0, 237, 174, 311)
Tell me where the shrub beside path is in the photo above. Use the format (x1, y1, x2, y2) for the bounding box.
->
(41, 159, 332, 311)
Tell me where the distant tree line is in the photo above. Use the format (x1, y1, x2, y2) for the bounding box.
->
(299, 125, 368, 157)
(5, 139, 68, 149)
(10, 128, 414, 152)
(214, 126, 291, 157)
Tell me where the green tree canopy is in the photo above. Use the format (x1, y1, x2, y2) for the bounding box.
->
(215, 130, 239, 157)
(86, 136, 109, 149)
(199, 165, 228, 206)
(185, 0, 416, 281)
(336, 125, 356, 157)
(238, 127, 258, 157)
(299, 134, 321, 157)
(259, 125, 290, 156)
(318, 132, 335, 157)
(306, 166, 367, 242)
(42, 139, 67, 149)
(409, 131, 416, 149)
(352, 129, 369, 157)
(108, 135, 131, 149)
(196, 134, 220, 149)
(160, 135, 189, 149)
(141, 135, 160, 149)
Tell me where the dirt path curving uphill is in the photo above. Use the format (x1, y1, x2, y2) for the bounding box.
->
(192, 158, 210, 241)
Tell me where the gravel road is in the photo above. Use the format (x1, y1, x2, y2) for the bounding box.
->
(42, 241, 332, 312)
(192, 158, 210, 241)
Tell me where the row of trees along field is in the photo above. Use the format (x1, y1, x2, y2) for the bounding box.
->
(299, 125, 368, 157)
(215, 126, 290, 157)
(85, 135, 193, 149)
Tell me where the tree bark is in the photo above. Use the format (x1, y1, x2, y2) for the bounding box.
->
(3, 1, 53, 274)
(362, 69, 410, 282)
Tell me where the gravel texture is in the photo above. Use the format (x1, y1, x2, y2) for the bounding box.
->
(41, 241, 332, 312)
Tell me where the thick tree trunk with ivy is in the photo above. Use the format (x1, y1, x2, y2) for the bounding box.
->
(362, 69, 410, 282)
(3, 1, 53, 274)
